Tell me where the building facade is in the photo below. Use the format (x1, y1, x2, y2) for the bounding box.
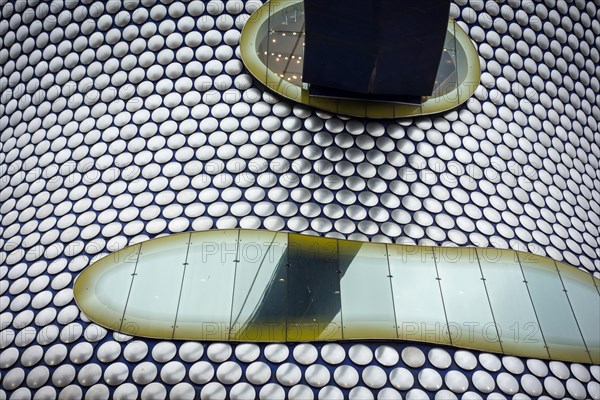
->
(0, 0, 599, 399)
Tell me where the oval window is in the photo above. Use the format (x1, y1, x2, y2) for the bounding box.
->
(74, 229, 600, 364)
(240, 0, 481, 118)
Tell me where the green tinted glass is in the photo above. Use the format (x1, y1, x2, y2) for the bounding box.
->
(556, 261, 600, 363)
(519, 253, 590, 362)
(338, 241, 396, 339)
(388, 245, 451, 345)
(77, 243, 140, 333)
(435, 247, 502, 353)
(476, 248, 548, 359)
(121, 235, 188, 337)
(240, 0, 481, 118)
(174, 230, 238, 340)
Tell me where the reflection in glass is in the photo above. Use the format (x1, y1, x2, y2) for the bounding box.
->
(431, 20, 458, 101)
(477, 248, 548, 359)
(174, 230, 238, 340)
(258, 1, 305, 89)
(556, 261, 600, 363)
(230, 230, 288, 341)
(287, 234, 342, 341)
(520, 253, 590, 362)
(388, 245, 451, 345)
(435, 247, 502, 353)
(339, 241, 396, 339)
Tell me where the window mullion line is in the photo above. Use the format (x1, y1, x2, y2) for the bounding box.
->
(384, 244, 400, 340)
(553, 259, 593, 363)
(171, 232, 193, 340)
(474, 248, 504, 354)
(227, 229, 242, 341)
(336, 239, 345, 340)
(432, 248, 453, 346)
(515, 252, 551, 360)
(118, 243, 143, 334)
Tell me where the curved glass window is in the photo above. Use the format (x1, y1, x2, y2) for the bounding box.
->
(74, 230, 600, 364)
(240, 0, 480, 118)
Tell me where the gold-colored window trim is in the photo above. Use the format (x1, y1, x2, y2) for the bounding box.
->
(74, 229, 600, 364)
(239, 0, 481, 118)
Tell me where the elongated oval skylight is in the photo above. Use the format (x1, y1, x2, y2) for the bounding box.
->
(74, 229, 600, 364)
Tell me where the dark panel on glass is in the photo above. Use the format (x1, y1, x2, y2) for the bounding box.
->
(302, 0, 451, 98)
(287, 234, 342, 340)
(230, 231, 288, 341)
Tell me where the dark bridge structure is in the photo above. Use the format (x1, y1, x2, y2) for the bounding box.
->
(302, 0, 452, 103)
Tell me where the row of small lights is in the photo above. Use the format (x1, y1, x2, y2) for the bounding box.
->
(263, 31, 305, 81)
(263, 52, 303, 61)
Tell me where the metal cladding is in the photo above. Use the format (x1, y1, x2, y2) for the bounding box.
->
(0, 0, 599, 399)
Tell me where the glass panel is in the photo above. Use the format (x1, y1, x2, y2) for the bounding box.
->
(431, 21, 458, 100)
(173, 230, 239, 340)
(435, 247, 502, 353)
(259, 0, 305, 90)
(287, 234, 342, 341)
(454, 19, 474, 101)
(75, 244, 140, 332)
(556, 261, 600, 363)
(519, 253, 590, 362)
(230, 230, 288, 341)
(121, 234, 189, 338)
(338, 241, 396, 339)
(477, 248, 548, 359)
(388, 245, 451, 345)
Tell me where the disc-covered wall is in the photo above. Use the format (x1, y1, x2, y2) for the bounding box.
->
(0, 0, 599, 399)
